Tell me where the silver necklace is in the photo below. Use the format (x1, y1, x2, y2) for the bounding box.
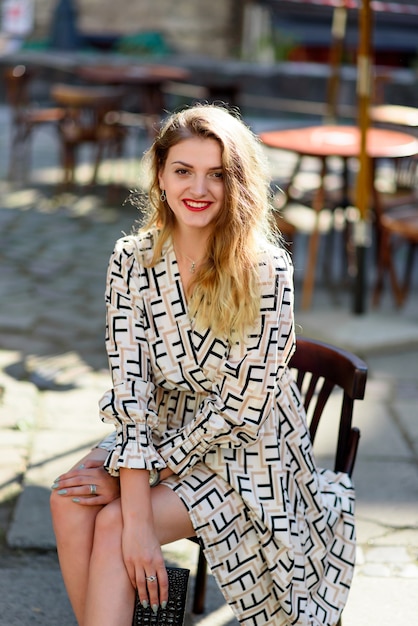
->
(174, 242, 204, 274)
(183, 253, 197, 273)
(177, 250, 203, 273)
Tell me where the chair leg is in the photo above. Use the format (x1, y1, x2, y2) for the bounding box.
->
(399, 242, 417, 305)
(9, 121, 31, 182)
(372, 227, 390, 307)
(192, 546, 208, 615)
(57, 136, 75, 188)
(8, 124, 21, 180)
(91, 140, 105, 185)
(386, 238, 416, 307)
(301, 157, 327, 310)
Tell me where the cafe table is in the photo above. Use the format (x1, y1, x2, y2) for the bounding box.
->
(259, 125, 418, 310)
(370, 105, 418, 129)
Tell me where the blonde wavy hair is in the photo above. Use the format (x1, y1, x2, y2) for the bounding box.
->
(138, 104, 281, 340)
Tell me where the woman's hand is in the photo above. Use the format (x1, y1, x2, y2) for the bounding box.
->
(122, 522, 168, 612)
(51, 448, 120, 506)
(119, 467, 169, 611)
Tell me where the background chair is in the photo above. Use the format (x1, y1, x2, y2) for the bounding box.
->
(370, 105, 418, 307)
(371, 104, 418, 199)
(190, 335, 368, 617)
(372, 191, 418, 307)
(4, 64, 65, 182)
(50, 83, 126, 187)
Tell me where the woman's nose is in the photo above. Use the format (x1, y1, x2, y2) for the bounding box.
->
(190, 175, 207, 196)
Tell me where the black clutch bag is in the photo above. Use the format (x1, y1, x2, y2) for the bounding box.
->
(133, 567, 190, 626)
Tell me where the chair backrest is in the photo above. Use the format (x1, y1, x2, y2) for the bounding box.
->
(50, 83, 125, 132)
(50, 84, 123, 113)
(289, 336, 367, 477)
(4, 64, 33, 110)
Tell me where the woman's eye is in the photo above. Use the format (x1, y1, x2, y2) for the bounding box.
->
(211, 171, 223, 179)
(175, 168, 189, 175)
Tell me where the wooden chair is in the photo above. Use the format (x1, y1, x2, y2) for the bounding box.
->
(372, 191, 418, 307)
(368, 105, 418, 307)
(50, 83, 127, 187)
(371, 104, 418, 194)
(190, 335, 368, 617)
(4, 64, 65, 181)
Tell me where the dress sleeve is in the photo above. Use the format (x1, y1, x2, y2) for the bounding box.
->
(98, 237, 166, 477)
(94, 431, 117, 451)
(157, 248, 296, 476)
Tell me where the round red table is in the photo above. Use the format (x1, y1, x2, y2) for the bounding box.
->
(259, 125, 418, 160)
(259, 125, 418, 310)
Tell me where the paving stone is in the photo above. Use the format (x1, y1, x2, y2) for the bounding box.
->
(397, 563, 418, 578)
(0, 306, 38, 332)
(24, 352, 92, 391)
(0, 376, 39, 430)
(343, 576, 418, 626)
(365, 545, 411, 564)
(370, 527, 418, 549)
(360, 562, 392, 577)
(354, 518, 389, 546)
(39, 386, 110, 432)
(396, 401, 418, 457)
(0, 437, 28, 501)
(355, 546, 365, 565)
(0, 565, 77, 626)
(350, 394, 411, 460)
(354, 459, 418, 527)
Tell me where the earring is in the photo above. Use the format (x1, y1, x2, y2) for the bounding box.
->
(160, 189, 166, 202)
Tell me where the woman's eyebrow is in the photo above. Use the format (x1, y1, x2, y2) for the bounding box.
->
(171, 160, 222, 170)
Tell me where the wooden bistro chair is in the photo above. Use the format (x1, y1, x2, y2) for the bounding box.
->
(50, 83, 126, 188)
(189, 336, 368, 618)
(370, 105, 418, 185)
(370, 105, 418, 307)
(372, 191, 418, 307)
(4, 64, 65, 182)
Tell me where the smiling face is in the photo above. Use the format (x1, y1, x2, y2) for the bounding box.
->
(158, 136, 224, 235)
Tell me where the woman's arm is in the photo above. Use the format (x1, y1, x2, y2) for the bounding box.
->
(119, 468, 169, 609)
(98, 238, 167, 477)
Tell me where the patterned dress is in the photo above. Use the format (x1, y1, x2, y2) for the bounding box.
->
(97, 230, 355, 626)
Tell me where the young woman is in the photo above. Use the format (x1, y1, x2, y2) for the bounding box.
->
(50, 104, 355, 626)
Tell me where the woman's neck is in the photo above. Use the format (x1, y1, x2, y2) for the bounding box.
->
(172, 229, 209, 269)
(171, 229, 209, 284)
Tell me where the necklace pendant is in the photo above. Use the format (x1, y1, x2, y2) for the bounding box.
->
(190, 262, 196, 273)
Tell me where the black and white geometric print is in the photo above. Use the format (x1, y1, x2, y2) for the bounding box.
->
(97, 231, 356, 625)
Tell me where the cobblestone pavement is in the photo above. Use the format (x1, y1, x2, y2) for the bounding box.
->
(0, 103, 417, 625)
(0, 182, 138, 371)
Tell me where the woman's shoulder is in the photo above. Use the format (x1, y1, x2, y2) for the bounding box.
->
(258, 241, 292, 272)
(113, 229, 159, 264)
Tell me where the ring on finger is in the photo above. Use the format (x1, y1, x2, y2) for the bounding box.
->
(145, 575, 157, 582)
(89, 484, 97, 495)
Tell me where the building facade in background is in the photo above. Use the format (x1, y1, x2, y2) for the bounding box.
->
(24, 0, 246, 58)
(1, 0, 417, 66)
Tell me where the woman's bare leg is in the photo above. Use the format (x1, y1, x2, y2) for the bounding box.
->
(50, 490, 102, 624)
(83, 485, 195, 626)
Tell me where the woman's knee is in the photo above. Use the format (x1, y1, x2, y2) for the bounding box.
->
(50, 489, 74, 525)
(93, 499, 123, 544)
(50, 490, 100, 538)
